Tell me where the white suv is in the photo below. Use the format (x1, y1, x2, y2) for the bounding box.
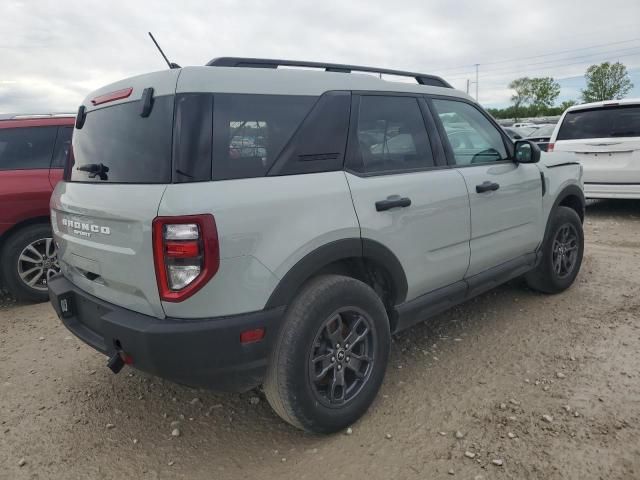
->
(48, 58, 585, 433)
(550, 98, 640, 199)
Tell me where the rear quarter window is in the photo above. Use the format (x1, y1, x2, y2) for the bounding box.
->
(212, 94, 316, 180)
(557, 105, 640, 140)
(0, 126, 57, 170)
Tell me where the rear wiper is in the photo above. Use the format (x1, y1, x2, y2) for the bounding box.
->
(77, 163, 109, 180)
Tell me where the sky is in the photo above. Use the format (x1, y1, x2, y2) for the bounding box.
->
(2, 0, 640, 113)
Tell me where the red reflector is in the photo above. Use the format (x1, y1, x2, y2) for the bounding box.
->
(119, 352, 134, 365)
(165, 240, 199, 258)
(547, 143, 554, 152)
(240, 328, 265, 344)
(91, 87, 133, 106)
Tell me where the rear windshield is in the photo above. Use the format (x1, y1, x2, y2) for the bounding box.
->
(557, 105, 640, 140)
(69, 92, 328, 183)
(70, 96, 174, 183)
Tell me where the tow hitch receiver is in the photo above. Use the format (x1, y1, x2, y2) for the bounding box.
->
(107, 352, 125, 374)
(107, 351, 133, 374)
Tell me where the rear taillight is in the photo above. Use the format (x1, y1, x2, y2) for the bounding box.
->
(152, 215, 219, 302)
(547, 143, 554, 152)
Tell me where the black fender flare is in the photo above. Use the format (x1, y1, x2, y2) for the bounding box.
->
(542, 184, 585, 244)
(264, 238, 408, 309)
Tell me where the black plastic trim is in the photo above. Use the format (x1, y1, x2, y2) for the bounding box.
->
(546, 162, 580, 169)
(49, 274, 285, 392)
(265, 238, 408, 309)
(395, 281, 466, 332)
(542, 184, 586, 241)
(75, 105, 86, 129)
(140, 87, 155, 117)
(465, 253, 536, 298)
(206, 57, 452, 88)
(394, 253, 537, 332)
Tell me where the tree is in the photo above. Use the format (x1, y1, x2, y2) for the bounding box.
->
(529, 77, 561, 111)
(508, 77, 533, 121)
(560, 100, 578, 111)
(581, 62, 633, 102)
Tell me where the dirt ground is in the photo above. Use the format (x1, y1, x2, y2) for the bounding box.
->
(1, 200, 639, 480)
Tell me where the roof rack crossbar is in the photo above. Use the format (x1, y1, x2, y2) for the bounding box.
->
(206, 57, 452, 88)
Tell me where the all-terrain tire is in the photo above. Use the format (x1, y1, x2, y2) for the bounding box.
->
(264, 274, 390, 433)
(526, 206, 584, 294)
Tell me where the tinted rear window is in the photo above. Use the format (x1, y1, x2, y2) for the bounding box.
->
(212, 94, 316, 180)
(70, 96, 174, 183)
(0, 126, 57, 170)
(557, 105, 640, 140)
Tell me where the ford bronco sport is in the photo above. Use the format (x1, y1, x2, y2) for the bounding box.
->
(49, 58, 585, 433)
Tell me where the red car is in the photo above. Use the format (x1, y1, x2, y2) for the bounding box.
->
(0, 115, 74, 301)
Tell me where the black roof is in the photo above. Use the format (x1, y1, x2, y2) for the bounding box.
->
(206, 57, 452, 88)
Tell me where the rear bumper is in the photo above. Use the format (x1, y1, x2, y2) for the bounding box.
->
(584, 183, 640, 199)
(49, 274, 284, 392)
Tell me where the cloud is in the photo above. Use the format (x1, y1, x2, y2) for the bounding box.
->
(2, 0, 640, 112)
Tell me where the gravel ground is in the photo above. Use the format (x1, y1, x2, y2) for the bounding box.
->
(1, 200, 639, 480)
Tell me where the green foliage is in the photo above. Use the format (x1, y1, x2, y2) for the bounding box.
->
(529, 77, 561, 109)
(581, 62, 633, 102)
(507, 76, 560, 120)
(487, 104, 569, 120)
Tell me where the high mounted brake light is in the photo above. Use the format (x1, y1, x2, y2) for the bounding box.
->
(91, 87, 133, 106)
(152, 215, 219, 302)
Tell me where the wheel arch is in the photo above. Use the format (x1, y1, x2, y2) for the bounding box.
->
(264, 238, 408, 313)
(0, 216, 52, 252)
(543, 184, 585, 244)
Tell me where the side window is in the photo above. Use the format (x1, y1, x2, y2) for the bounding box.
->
(0, 127, 57, 170)
(51, 126, 73, 168)
(351, 96, 434, 174)
(212, 94, 316, 180)
(432, 99, 508, 166)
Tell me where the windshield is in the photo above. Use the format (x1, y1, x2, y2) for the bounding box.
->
(70, 96, 174, 183)
(528, 124, 555, 137)
(557, 105, 640, 140)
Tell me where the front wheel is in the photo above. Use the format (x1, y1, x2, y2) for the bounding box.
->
(264, 275, 390, 433)
(526, 206, 584, 294)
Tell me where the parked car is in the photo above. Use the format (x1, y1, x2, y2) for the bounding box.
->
(550, 99, 640, 199)
(525, 124, 556, 151)
(513, 122, 535, 128)
(502, 126, 524, 140)
(49, 58, 585, 433)
(0, 114, 74, 301)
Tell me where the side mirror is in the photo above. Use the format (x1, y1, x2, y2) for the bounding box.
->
(514, 140, 541, 164)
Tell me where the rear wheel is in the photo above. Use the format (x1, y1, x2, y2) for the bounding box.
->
(0, 223, 59, 302)
(526, 206, 584, 294)
(264, 275, 390, 433)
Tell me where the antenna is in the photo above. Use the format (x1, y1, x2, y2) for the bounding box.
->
(148, 32, 181, 69)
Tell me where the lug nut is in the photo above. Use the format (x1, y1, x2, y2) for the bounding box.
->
(336, 343, 340, 348)
(345, 343, 350, 348)
(346, 356, 350, 362)
(331, 356, 335, 362)
(337, 365, 342, 370)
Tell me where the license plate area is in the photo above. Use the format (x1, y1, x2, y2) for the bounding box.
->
(59, 294, 74, 318)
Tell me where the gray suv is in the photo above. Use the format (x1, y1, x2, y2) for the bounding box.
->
(49, 58, 585, 433)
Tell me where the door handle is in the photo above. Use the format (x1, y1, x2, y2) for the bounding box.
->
(476, 181, 500, 193)
(375, 195, 412, 212)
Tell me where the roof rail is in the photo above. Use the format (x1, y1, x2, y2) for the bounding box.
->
(206, 57, 452, 88)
